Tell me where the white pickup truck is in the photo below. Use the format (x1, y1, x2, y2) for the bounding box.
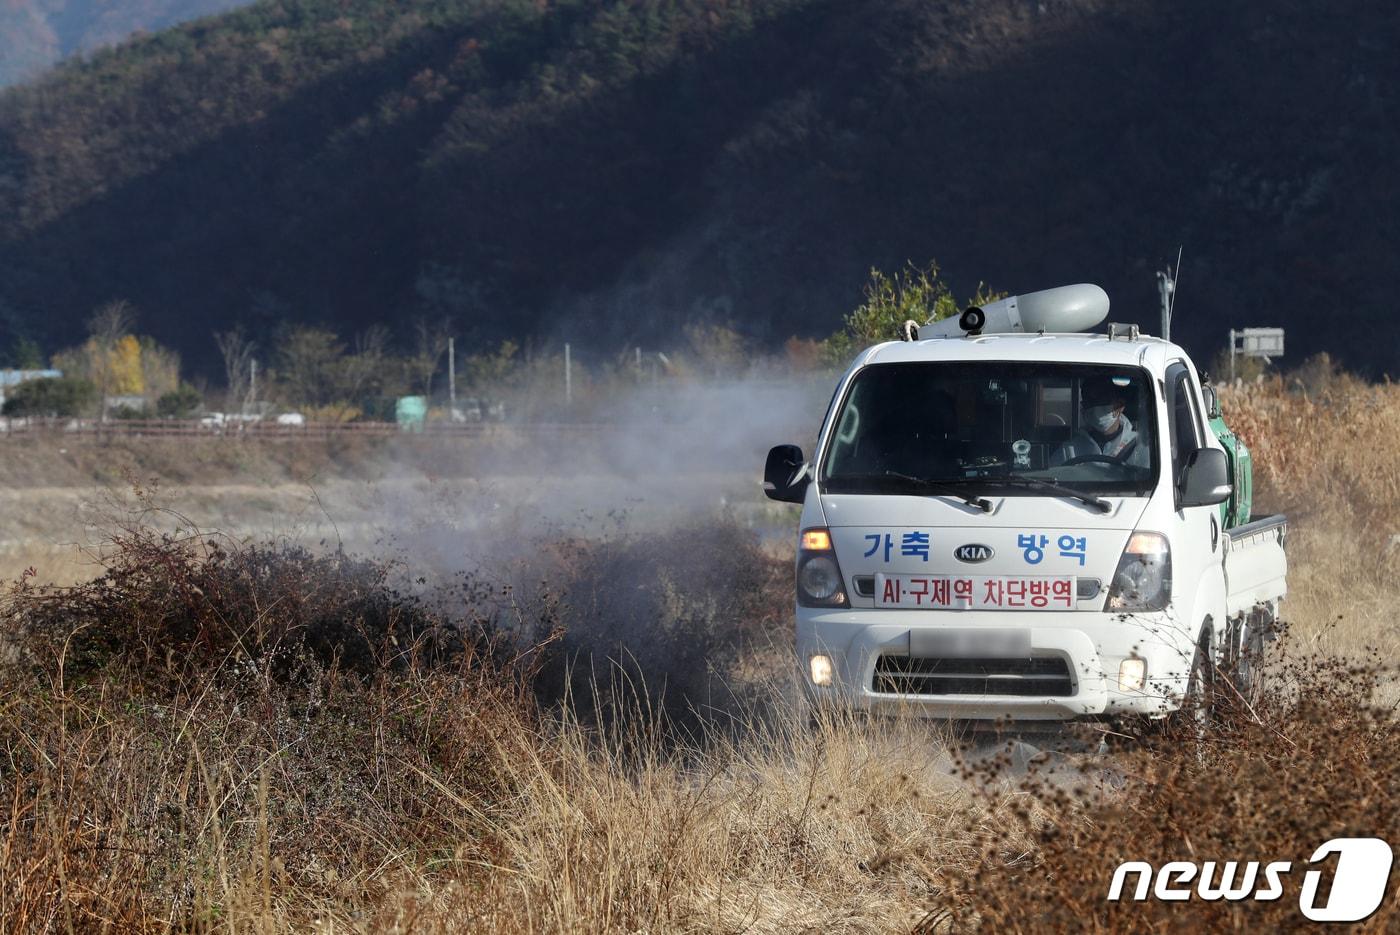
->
(764, 285, 1286, 723)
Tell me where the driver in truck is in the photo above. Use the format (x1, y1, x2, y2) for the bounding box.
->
(1053, 377, 1149, 468)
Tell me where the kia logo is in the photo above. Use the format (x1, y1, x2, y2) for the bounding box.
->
(955, 544, 994, 563)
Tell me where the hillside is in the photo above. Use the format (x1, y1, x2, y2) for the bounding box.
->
(1, 0, 1398, 378)
(0, 0, 250, 86)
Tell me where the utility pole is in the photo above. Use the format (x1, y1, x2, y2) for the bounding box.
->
(447, 337, 456, 410)
(248, 358, 257, 417)
(564, 343, 573, 407)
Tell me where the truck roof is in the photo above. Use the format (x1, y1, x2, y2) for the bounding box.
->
(859, 332, 1188, 371)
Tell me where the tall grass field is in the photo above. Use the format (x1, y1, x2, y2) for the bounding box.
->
(1, 375, 1397, 932)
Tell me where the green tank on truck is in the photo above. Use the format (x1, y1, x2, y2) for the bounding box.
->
(1205, 385, 1252, 529)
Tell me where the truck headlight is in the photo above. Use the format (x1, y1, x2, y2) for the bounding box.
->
(1118, 658, 1147, 692)
(1107, 532, 1171, 612)
(798, 554, 845, 604)
(796, 527, 848, 607)
(809, 654, 834, 687)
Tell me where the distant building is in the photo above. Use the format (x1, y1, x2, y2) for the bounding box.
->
(0, 369, 62, 407)
(105, 394, 148, 415)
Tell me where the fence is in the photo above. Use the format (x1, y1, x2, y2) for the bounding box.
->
(0, 418, 608, 441)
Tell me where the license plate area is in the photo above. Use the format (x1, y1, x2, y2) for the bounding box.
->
(908, 627, 1031, 658)
(873, 573, 1076, 611)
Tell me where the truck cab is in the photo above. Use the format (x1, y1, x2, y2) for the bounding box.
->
(764, 285, 1286, 723)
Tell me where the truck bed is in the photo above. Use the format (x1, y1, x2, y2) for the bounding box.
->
(1223, 514, 1287, 617)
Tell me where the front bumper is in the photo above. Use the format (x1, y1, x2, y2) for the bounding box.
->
(797, 608, 1197, 721)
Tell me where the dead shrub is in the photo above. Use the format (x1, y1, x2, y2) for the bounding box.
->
(0, 530, 545, 931)
(526, 519, 791, 730)
(937, 634, 1400, 932)
(7, 526, 487, 692)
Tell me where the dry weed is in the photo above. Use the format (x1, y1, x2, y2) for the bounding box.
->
(1222, 377, 1400, 658)
(0, 373, 1397, 932)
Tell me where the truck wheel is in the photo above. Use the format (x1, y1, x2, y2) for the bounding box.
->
(1233, 614, 1270, 708)
(1175, 628, 1216, 736)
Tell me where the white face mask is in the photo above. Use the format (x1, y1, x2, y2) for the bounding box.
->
(1085, 405, 1121, 434)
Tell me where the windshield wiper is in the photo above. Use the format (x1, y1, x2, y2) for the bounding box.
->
(881, 472, 992, 512)
(983, 476, 1113, 513)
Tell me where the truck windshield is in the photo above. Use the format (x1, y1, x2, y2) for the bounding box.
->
(820, 362, 1159, 496)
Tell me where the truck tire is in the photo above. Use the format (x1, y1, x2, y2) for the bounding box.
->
(1174, 627, 1216, 736)
(1233, 611, 1271, 708)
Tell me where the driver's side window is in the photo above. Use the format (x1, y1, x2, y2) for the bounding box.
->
(1165, 362, 1202, 481)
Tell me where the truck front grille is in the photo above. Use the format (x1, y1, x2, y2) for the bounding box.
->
(873, 655, 1075, 697)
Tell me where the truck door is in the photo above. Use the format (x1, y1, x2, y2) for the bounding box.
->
(1165, 360, 1223, 634)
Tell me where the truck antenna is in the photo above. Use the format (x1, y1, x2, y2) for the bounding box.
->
(1157, 246, 1183, 340)
(1170, 245, 1182, 320)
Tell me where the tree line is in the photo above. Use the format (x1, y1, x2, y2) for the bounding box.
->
(1, 263, 1006, 421)
(4, 259, 1315, 424)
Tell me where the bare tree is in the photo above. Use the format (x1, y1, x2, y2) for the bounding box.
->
(276, 327, 345, 408)
(214, 327, 256, 413)
(87, 300, 134, 349)
(410, 317, 453, 397)
(342, 325, 390, 402)
(86, 300, 134, 418)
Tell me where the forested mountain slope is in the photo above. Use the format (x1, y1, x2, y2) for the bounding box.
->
(1, 0, 1396, 376)
(0, 0, 250, 86)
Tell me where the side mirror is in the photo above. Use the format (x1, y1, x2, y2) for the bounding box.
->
(763, 444, 809, 503)
(1178, 447, 1232, 508)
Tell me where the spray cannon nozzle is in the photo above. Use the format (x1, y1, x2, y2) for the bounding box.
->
(958, 306, 987, 334)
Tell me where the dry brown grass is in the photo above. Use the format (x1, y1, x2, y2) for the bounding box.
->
(945, 637, 1400, 933)
(0, 524, 1005, 933)
(0, 435, 401, 490)
(0, 527, 548, 932)
(0, 373, 1397, 933)
(399, 705, 996, 933)
(1222, 374, 1400, 658)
